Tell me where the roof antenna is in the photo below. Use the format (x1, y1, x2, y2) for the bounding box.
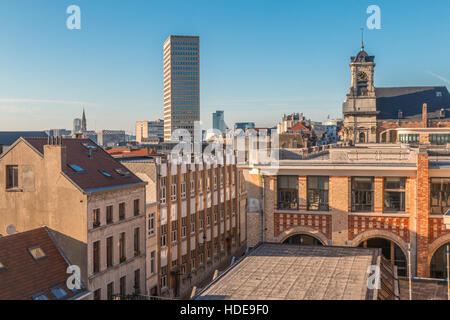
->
(360, 27, 365, 51)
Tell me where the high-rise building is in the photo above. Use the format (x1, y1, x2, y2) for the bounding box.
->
(212, 110, 228, 133)
(73, 118, 82, 135)
(234, 122, 255, 131)
(163, 35, 200, 141)
(136, 119, 164, 143)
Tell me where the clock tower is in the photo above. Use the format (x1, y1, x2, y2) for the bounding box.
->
(342, 44, 379, 143)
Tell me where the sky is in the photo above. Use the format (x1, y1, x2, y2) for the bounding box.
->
(0, 0, 449, 135)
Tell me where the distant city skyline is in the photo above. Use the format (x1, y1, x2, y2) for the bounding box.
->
(1, 0, 450, 134)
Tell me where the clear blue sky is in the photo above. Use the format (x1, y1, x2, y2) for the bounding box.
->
(1, 0, 449, 134)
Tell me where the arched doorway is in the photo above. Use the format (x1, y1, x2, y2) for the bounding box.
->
(282, 234, 323, 246)
(430, 243, 450, 279)
(359, 132, 365, 143)
(358, 238, 407, 276)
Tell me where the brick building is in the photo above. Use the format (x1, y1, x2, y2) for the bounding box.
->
(121, 154, 248, 298)
(242, 142, 450, 279)
(342, 44, 450, 144)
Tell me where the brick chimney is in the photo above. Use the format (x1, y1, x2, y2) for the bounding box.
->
(422, 103, 428, 128)
(44, 136, 67, 171)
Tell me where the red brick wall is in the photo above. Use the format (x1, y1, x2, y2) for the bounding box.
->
(429, 218, 450, 244)
(274, 213, 331, 240)
(348, 216, 410, 243)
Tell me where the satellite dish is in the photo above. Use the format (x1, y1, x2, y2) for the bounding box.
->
(6, 224, 16, 235)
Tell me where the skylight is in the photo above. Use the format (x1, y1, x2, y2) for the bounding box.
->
(99, 169, 113, 178)
(68, 164, 85, 173)
(115, 168, 131, 177)
(0, 262, 5, 271)
(51, 286, 68, 299)
(82, 143, 97, 150)
(32, 293, 49, 300)
(28, 246, 46, 261)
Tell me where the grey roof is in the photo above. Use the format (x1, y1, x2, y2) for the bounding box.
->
(375, 86, 450, 120)
(195, 243, 387, 300)
(351, 49, 375, 63)
(0, 131, 48, 146)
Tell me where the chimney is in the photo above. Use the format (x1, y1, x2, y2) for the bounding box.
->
(44, 136, 67, 171)
(422, 103, 428, 128)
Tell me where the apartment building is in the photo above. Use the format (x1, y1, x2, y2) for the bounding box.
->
(242, 139, 450, 279)
(122, 154, 247, 298)
(163, 35, 200, 141)
(136, 120, 164, 144)
(0, 137, 147, 299)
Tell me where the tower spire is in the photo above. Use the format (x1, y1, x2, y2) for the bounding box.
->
(81, 107, 86, 132)
(360, 27, 365, 51)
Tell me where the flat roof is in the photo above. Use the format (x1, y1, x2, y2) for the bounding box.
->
(195, 243, 381, 300)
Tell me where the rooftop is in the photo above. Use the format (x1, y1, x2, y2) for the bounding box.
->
(195, 243, 397, 300)
(0, 227, 88, 300)
(21, 137, 143, 192)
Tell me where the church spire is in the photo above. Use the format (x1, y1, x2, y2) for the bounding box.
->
(81, 107, 86, 132)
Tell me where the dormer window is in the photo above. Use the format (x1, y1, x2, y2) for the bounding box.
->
(82, 143, 97, 150)
(437, 91, 443, 97)
(440, 108, 445, 118)
(398, 110, 403, 119)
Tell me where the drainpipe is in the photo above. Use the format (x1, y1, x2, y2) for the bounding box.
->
(261, 170, 265, 243)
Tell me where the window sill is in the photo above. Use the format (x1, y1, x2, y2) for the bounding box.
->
(6, 187, 23, 192)
(348, 212, 410, 217)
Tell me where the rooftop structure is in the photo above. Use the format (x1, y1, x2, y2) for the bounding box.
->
(195, 243, 398, 300)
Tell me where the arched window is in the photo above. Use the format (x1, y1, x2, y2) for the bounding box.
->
(282, 234, 323, 246)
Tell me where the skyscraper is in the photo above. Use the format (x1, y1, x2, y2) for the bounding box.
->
(73, 118, 82, 135)
(212, 110, 228, 133)
(163, 35, 200, 141)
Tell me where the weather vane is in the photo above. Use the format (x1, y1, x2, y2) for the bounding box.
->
(360, 27, 365, 50)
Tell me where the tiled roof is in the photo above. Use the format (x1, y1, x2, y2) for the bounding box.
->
(288, 122, 308, 131)
(0, 227, 87, 300)
(0, 131, 47, 146)
(23, 137, 143, 192)
(376, 86, 450, 120)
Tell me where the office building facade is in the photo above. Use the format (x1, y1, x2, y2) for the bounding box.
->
(163, 35, 200, 141)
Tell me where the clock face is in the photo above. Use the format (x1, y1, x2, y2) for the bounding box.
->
(357, 71, 368, 82)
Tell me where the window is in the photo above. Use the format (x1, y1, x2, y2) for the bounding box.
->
(431, 178, 450, 214)
(171, 175, 177, 201)
(148, 213, 155, 236)
(6, 165, 18, 189)
(107, 282, 114, 300)
(28, 246, 46, 261)
(134, 199, 140, 216)
(107, 236, 113, 268)
(115, 168, 130, 177)
(206, 211, 211, 226)
(51, 286, 67, 299)
(181, 174, 186, 199)
(161, 267, 167, 288)
(199, 211, 204, 229)
(190, 179, 195, 196)
(198, 174, 203, 194)
(32, 293, 49, 300)
(277, 176, 298, 210)
(160, 177, 166, 204)
(134, 270, 140, 294)
(119, 202, 125, 220)
(384, 178, 406, 212)
(214, 207, 218, 224)
(99, 169, 112, 178)
(307, 176, 329, 211)
(93, 289, 101, 300)
(172, 221, 178, 242)
(119, 232, 126, 262)
(207, 242, 211, 258)
(93, 241, 100, 273)
(190, 214, 195, 233)
(182, 217, 187, 238)
(134, 228, 140, 255)
(150, 251, 155, 274)
(0, 262, 5, 271)
(190, 250, 196, 270)
(68, 164, 85, 173)
(93, 209, 100, 228)
(120, 276, 126, 296)
(161, 225, 167, 247)
(106, 205, 113, 224)
(351, 177, 374, 212)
